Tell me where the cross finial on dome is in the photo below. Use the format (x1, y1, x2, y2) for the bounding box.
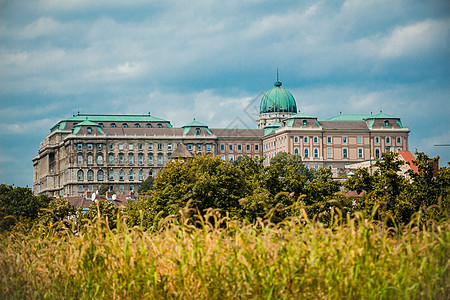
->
(274, 69, 282, 87)
(277, 68, 279, 81)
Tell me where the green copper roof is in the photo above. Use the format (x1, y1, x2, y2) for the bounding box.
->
(182, 119, 212, 135)
(365, 112, 400, 119)
(263, 122, 282, 136)
(67, 114, 171, 124)
(260, 81, 297, 114)
(284, 112, 317, 120)
(72, 120, 105, 135)
(326, 114, 373, 121)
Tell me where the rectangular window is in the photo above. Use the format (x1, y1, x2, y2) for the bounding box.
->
(138, 144, 143, 150)
(148, 155, 153, 165)
(343, 137, 347, 144)
(255, 145, 259, 151)
(88, 185, 93, 192)
(157, 155, 163, 165)
(138, 154, 143, 165)
(148, 143, 153, 150)
(119, 155, 124, 165)
(168, 143, 172, 151)
(327, 148, 333, 158)
(237, 144, 242, 151)
(119, 185, 124, 192)
(358, 137, 363, 144)
(158, 144, 162, 150)
(246, 144, 251, 151)
(87, 144, 93, 150)
(343, 148, 348, 158)
(118, 144, 124, 150)
(128, 144, 133, 150)
(221, 155, 226, 160)
(228, 155, 234, 161)
(229, 144, 233, 151)
(109, 171, 114, 181)
(97, 144, 102, 150)
(220, 144, 225, 151)
(130, 185, 134, 191)
(188, 144, 192, 150)
(128, 155, 133, 165)
(375, 137, 380, 144)
(386, 137, 391, 144)
(327, 137, 332, 144)
(207, 144, 212, 151)
(196, 144, 201, 150)
(78, 185, 83, 192)
(109, 143, 113, 150)
(358, 148, 363, 158)
(397, 137, 402, 144)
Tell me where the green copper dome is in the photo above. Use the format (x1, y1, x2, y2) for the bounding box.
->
(260, 80, 297, 114)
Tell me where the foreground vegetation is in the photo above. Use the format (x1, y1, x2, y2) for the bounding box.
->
(1, 209, 448, 299)
(1, 151, 449, 298)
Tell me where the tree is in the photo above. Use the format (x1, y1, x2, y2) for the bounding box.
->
(138, 176, 154, 194)
(81, 200, 117, 229)
(98, 185, 109, 195)
(0, 184, 52, 231)
(39, 198, 77, 227)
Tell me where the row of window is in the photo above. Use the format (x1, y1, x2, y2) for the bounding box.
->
(78, 184, 139, 192)
(77, 123, 164, 129)
(77, 169, 154, 182)
(220, 154, 260, 161)
(219, 144, 260, 152)
(77, 143, 213, 151)
(290, 136, 402, 145)
(77, 153, 165, 165)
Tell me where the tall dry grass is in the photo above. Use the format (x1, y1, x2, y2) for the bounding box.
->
(0, 209, 448, 299)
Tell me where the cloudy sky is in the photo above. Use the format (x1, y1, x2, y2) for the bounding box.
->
(1, 0, 449, 187)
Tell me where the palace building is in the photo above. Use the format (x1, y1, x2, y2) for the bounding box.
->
(33, 79, 409, 196)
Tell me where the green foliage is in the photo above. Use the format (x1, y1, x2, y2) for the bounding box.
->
(0, 213, 448, 299)
(98, 184, 109, 195)
(0, 184, 51, 231)
(82, 200, 117, 229)
(138, 176, 154, 194)
(39, 198, 77, 226)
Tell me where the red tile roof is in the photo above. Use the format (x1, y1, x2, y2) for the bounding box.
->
(398, 150, 419, 174)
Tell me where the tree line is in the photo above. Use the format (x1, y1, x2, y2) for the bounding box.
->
(1, 151, 448, 232)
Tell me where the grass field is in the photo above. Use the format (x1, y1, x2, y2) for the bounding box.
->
(0, 209, 448, 299)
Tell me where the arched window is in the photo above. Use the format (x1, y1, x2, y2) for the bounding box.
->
(375, 148, 380, 159)
(397, 137, 402, 144)
(158, 154, 163, 165)
(119, 154, 124, 165)
(294, 148, 299, 154)
(386, 137, 391, 144)
(138, 170, 143, 181)
(77, 170, 84, 181)
(314, 148, 319, 158)
(119, 170, 124, 180)
(97, 155, 103, 165)
(87, 127, 92, 134)
(303, 120, 307, 126)
(294, 137, 298, 143)
(77, 155, 83, 165)
(148, 154, 153, 165)
(129, 170, 134, 180)
(87, 170, 93, 181)
(109, 154, 114, 165)
(128, 154, 133, 165)
(384, 120, 389, 127)
(149, 170, 153, 177)
(97, 170, 103, 181)
(146, 123, 152, 128)
(108, 170, 114, 181)
(138, 154, 143, 165)
(87, 155, 93, 165)
(304, 137, 308, 143)
(122, 123, 128, 128)
(134, 123, 140, 128)
(111, 123, 116, 128)
(157, 123, 163, 128)
(313, 137, 318, 143)
(304, 148, 309, 158)
(195, 128, 201, 135)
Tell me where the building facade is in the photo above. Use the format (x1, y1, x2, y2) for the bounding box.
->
(33, 79, 409, 196)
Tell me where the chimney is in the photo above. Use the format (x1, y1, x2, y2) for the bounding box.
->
(85, 191, 92, 199)
(106, 191, 112, 199)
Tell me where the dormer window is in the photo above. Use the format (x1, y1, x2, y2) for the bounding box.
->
(146, 123, 152, 128)
(384, 120, 389, 127)
(303, 120, 307, 126)
(111, 123, 116, 128)
(134, 123, 140, 128)
(87, 127, 92, 134)
(157, 124, 163, 128)
(195, 128, 201, 135)
(122, 123, 128, 128)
